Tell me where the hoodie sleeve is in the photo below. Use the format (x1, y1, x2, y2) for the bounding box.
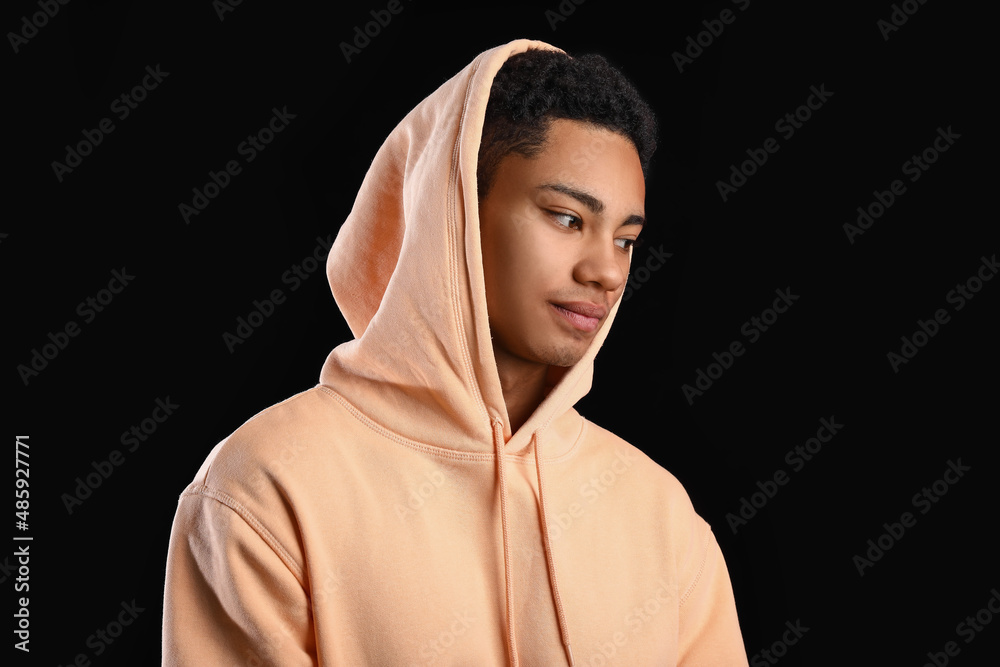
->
(162, 488, 317, 666)
(676, 523, 749, 666)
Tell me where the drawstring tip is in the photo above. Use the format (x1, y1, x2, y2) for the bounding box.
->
(566, 643, 575, 667)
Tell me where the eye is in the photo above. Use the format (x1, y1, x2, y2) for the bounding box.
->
(615, 236, 644, 252)
(548, 210, 582, 230)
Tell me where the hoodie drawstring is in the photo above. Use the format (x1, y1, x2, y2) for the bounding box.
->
(492, 418, 574, 667)
(493, 418, 520, 667)
(533, 429, 575, 667)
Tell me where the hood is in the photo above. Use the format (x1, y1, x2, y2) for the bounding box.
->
(319, 39, 632, 666)
(319, 38, 625, 458)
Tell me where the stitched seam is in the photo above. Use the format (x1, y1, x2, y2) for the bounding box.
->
(202, 391, 316, 484)
(448, 56, 490, 426)
(183, 484, 306, 586)
(546, 418, 586, 464)
(316, 385, 558, 466)
(679, 527, 711, 608)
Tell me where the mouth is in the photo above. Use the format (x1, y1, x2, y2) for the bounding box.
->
(549, 301, 606, 333)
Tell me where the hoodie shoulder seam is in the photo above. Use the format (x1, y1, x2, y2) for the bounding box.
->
(679, 521, 712, 608)
(198, 388, 323, 488)
(182, 483, 306, 587)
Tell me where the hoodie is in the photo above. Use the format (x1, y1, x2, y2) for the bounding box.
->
(162, 38, 749, 666)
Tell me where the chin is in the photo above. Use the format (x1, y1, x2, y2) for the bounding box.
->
(537, 343, 588, 368)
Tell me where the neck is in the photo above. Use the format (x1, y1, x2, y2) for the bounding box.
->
(492, 347, 551, 434)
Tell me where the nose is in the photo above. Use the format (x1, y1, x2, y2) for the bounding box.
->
(573, 235, 628, 294)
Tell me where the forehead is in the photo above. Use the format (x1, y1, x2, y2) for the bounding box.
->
(508, 118, 645, 212)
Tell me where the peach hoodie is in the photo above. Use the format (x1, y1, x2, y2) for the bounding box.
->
(162, 38, 748, 666)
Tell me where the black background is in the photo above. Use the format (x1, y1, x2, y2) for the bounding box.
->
(6, 0, 997, 664)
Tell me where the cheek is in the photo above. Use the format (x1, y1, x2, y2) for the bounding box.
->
(489, 212, 551, 278)
(482, 211, 541, 318)
(506, 224, 575, 299)
(496, 208, 537, 256)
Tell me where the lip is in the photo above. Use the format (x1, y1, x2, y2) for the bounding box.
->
(550, 301, 606, 332)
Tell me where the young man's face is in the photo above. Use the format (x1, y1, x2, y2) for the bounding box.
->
(479, 118, 646, 371)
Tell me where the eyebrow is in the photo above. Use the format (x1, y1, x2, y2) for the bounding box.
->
(536, 182, 645, 227)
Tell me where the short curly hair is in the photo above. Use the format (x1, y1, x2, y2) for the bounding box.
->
(477, 47, 657, 201)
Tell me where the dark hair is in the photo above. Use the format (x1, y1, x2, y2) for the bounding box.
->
(477, 47, 657, 200)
